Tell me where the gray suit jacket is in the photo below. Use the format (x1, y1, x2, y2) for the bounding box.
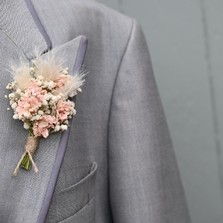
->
(0, 0, 191, 222)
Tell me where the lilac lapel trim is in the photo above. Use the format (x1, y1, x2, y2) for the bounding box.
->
(25, 1, 88, 222)
(24, 0, 52, 51)
(74, 36, 88, 73)
(36, 36, 88, 223)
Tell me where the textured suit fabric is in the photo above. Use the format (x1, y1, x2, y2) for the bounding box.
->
(0, 0, 191, 222)
(0, 4, 86, 221)
(0, 0, 47, 58)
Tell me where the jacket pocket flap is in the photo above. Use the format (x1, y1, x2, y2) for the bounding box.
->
(46, 161, 97, 222)
(58, 197, 95, 223)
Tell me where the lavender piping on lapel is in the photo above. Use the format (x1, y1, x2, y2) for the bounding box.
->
(24, 0, 52, 51)
(24, 2, 88, 222)
(36, 36, 88, 223)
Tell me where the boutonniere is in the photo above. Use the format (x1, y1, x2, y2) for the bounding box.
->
(5, 53, 86, 176)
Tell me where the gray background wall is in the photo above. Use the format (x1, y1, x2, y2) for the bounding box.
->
(97, 0, 223, 223)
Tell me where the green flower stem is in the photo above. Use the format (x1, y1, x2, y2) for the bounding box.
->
(20, 153, 32, 171)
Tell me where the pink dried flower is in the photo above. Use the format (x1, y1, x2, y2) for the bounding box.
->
(33, 115, 58, 138)
(54, 74, 68, 89)
(16, 95, 42, 119)
(56, 99, 74, 121)
(27, 79, 47, 101)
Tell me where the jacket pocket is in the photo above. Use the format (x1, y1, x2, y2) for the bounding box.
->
(46, 161, 98, 223)
(58, 197, 95, 223)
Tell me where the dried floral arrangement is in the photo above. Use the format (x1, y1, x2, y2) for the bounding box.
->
(5, 53, 86, 176)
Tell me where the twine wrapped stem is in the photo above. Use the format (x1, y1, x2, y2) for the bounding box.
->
(13, 135, 39, 176)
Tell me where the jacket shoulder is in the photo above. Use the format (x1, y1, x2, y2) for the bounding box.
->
(32, 0, 134, 46)
(77, 0, 133, 29)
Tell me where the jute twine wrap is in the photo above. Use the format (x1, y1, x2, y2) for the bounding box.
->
(13, 135, 39, 176)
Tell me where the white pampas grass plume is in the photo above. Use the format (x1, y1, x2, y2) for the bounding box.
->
(11, 62, 32, 90)
(59, 70, 87, 98)
(32, 48, 65, 81)
(8, 47, 87, 95)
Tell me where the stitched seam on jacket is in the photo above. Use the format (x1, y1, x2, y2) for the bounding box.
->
(24, 0, 52, 51)
(106, 17, 135, 220)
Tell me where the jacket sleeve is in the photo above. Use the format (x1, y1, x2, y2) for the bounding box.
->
(108, 18, 191, 223)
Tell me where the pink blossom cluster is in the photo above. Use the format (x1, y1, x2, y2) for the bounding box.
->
(6, 69, 78, 138)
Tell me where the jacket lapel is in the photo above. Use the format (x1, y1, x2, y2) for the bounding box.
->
(0, 0, 49, 59)
(36, 36, 88, 223)
(0, 1, 88, 223)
